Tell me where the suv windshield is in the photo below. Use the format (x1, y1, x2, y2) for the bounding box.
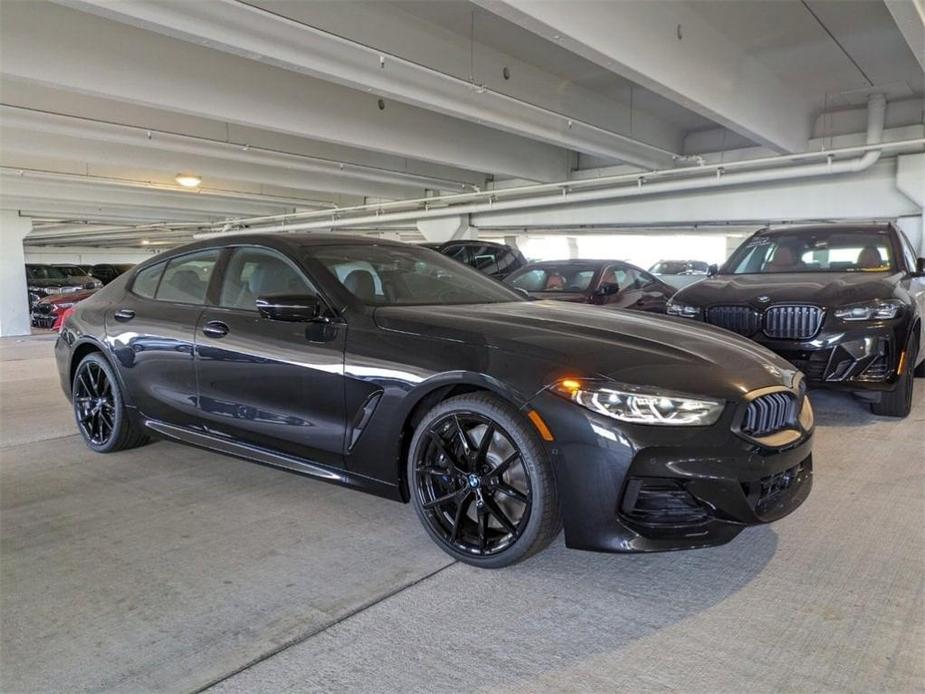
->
(724, 229, 896, 274)
(308, 244, 523, 306)
(56, 266, 88, 278)
(507, 264, 600, 292)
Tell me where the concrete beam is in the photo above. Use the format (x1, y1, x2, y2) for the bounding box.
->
(476, 0, 813, 153)
(57, 0, 680, 169)
(472, 159, 918, 227)
(0, 212, 32, 337)
(416, 216, 476, 243)
(2, 2, 568, 182)
(885, 0, 925, 73)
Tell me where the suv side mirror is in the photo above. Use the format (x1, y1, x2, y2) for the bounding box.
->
(707, 263, 719, 277)
(256, 294, 323, 322)
(596, 282, 620, 296)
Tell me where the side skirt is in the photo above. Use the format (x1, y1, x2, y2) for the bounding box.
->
(144, 419, 402, 501)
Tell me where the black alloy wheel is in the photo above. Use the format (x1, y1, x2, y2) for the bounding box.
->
(409, 393, 561, 568)
(73, 353, 148, 452)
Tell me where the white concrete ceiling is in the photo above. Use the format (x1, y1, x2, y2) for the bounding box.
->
(0, 0, 921, 247)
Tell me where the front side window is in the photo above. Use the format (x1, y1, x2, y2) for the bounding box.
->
(156, 250, 219, 304)
(508, 264, 599, 292)
(309, 244, 522, 306)
(725, 230, 896, 274)
(219, 247, 317, 311)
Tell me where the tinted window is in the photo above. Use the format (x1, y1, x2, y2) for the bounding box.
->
(220, 247, 317, 311)
(508, 264, 598, 292)
(156, 250, 219, 304)
(26, 265, 69, 280)
(132, 263, 164, 299)
(309, 244, 522, 306)
(468, 244, 517, 275)
(725, 230, 896, 274)
(56, 266, 87, 278)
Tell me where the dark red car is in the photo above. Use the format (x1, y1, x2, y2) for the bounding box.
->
(504, 259, 675, 313)
(31, 289, 96, 331)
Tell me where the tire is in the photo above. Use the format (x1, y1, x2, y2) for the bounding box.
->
(408, 392, 561, 568)
(871, 335, 917, 418)
(72, 352, 149, 452)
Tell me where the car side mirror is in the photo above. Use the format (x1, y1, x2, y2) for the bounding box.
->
(707, 263, 719, 276)
(256, 294, 323, 322)
(596, 282, 620, 296)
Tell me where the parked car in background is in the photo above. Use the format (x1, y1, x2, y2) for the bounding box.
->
(669, 224, 925, 417)
(649, 259, 711, 289)
(57, 234, 812, 567)
(31, 288, 96, 330)
(504, 259, 675, 313)
(423, 240, 525, 280)
(90, 263, 135, 285)
(25, 264, 100, 308)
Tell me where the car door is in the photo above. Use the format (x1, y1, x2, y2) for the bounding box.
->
(194, 245, 347, 468)
(106, 249, 220, 426)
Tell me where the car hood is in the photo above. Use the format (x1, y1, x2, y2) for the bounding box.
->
(38, 289, 96, 306)
(674, 271, 901, 308)
(374, 301, 798, 400)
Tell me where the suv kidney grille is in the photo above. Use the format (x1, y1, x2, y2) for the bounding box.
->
(764, 305, 823, 340)
(706, 306, 760, 335)
(742, 392, 798, 437)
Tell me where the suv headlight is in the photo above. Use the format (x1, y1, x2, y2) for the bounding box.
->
(666, 300, 701, 318)
(551, 378, 724, 426)
(833, 299, 902, 321)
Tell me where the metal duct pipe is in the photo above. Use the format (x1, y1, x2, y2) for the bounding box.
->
(196, 94, 909, 238)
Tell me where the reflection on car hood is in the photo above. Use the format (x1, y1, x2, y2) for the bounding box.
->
(374, 300, 798, 399)
(674, 271, 901, 307)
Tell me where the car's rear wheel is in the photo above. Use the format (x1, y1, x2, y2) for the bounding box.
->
(408, 393, 561, 568)
(871, 335, 917, 418)
(73, 353, 148, 452)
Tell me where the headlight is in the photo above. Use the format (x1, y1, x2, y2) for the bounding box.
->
(833, 299, 902, 321)
(43, 287, 64, 295)
(551, 378, 724, 426)
(666, 300, 701, 318)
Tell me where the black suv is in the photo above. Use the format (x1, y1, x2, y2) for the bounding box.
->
(422, 240, 526, 280)
(668, 224, 925, 417)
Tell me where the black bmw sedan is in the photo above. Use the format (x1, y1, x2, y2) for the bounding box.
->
(669, 225, 925, 418)
(56, 235, 813, 567)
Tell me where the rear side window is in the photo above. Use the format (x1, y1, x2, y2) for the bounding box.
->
(156, 250, 219, 305)
(131, 263, 164, 299)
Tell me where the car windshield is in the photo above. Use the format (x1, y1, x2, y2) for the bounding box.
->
(56, 266, 86, 277)
(27, 265, 69, 280)
(506, 264, 599, 292)
(307, 244, 524, 306)
(651, 261, 691, 274)
(724, 230, 896, 274)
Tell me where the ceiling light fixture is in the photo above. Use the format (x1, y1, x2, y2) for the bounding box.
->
(175, 174, 202, 188)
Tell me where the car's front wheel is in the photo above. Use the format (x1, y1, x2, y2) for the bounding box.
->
(871, 334, 917, 418)
(408, 393, 561, 568)
(72, 353, 148, 452)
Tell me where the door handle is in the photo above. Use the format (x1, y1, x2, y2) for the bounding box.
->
(113, 308, 135, 322)
(202, 320, 229, 338)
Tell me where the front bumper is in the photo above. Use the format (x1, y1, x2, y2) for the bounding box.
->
(751, 322, 907, 393)
(527, 390, 813, 553)
(31, 310, 57, 329)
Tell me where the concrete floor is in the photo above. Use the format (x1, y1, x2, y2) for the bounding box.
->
(1, 333, 923, 693)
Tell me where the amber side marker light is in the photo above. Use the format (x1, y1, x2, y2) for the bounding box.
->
(527, 410, 555, 442)
(897, 349, 907, 375)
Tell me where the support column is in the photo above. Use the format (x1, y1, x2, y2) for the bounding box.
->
(567, 236, 579, 259)
(0, 212, 33, 337)
(416, 215, 478, 243)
